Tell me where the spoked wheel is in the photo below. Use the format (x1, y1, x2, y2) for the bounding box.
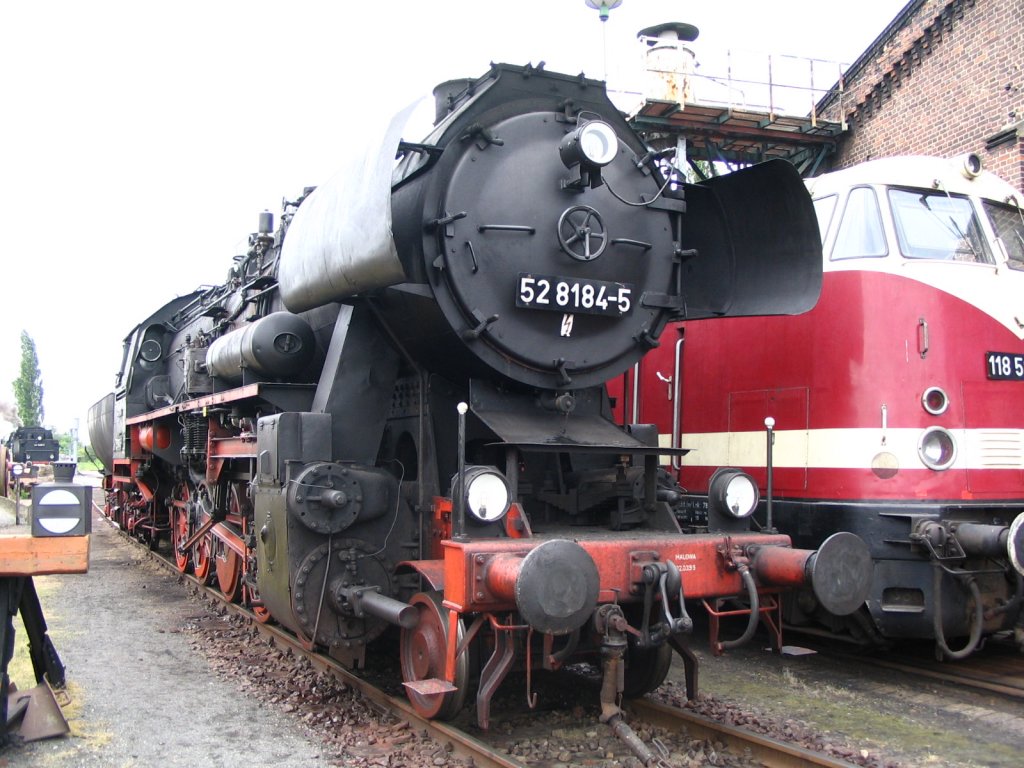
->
(215, 548, 240, 606)
(215, 542, 242, 601)
(400, 591, 469, 720)
(215, 484, 246, 603)
(113, 489, 132, 529)
(191, 484, 215, 586)
(239, 499, 271, 623)
(170, 482, 192, 573)
(107, 489, 122, 526)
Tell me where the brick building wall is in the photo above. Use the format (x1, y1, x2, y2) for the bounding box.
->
(818, 0, 1023, 190)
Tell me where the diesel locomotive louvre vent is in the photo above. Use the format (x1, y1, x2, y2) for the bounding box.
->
(87, 62, 869, 747)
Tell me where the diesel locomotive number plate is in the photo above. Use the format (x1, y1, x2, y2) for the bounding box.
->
(516, 273, 634, 316)
(986, 351, 1024, 380)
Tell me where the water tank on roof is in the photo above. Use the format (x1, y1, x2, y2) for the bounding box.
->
(638, 22, 700, 105)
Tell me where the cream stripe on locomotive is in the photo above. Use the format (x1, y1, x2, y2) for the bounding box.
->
(659, 428, 1024, 470)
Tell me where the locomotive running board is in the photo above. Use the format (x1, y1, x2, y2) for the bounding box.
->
(469, 380, 689, 455)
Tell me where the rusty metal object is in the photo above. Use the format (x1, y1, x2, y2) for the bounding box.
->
(5, 681, 70, 742)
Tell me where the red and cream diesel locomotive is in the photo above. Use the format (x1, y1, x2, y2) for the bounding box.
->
(87, 63, 873, 734)
(626, 154, 1024, 658)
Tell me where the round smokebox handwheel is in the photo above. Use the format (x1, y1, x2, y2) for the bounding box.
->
(558, 205, 608, 261)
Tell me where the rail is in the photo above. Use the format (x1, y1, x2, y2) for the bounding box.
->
(96, 499, 874, 767)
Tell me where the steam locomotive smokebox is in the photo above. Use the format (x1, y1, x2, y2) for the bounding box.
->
(31, 481, 91, 537)
(52, 461, 77, 483)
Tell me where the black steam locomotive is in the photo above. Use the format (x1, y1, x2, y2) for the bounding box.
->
(2, 426, 60, 496)
(88, 63, 871, 731)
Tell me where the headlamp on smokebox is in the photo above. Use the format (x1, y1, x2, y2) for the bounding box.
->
(560, 120, 618, 190)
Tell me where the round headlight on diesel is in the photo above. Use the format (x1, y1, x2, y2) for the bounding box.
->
(921, 386, 949, 416)
(918, 427, 957, 470)
(453, 465, 512, 523)
(708, 468, 759, 519)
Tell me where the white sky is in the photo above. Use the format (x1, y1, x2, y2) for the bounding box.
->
(0, 0, 907, 437)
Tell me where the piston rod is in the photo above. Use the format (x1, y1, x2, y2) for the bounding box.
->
(341, 587, 419, 630)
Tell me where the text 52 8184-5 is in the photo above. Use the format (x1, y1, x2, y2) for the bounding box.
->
(516, 273, 634, 316)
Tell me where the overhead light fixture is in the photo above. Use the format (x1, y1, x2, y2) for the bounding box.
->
(584, 0, 623, 22)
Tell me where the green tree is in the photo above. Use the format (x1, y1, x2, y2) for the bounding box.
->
(13, 330, 44, 426)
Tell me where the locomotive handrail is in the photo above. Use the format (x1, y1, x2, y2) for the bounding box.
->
(671, 336, 683, 470)
(610, 237, 653, 250)
(476, 224, 536, 234)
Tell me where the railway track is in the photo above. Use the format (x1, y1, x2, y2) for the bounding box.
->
(827, 640, 1024, 701)
(96, 503, 863, 768)
(786, 624, 1024, 702)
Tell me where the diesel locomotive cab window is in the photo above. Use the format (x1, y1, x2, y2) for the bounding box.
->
(831, 186, 886, 260)
(984, 199, 1024, 271)
(888, 187, 993, 264)
(812, 194, 838, 244)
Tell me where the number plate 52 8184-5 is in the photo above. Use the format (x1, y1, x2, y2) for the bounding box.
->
(986, 351, 1024, 380)
(516, 273, 634, 316)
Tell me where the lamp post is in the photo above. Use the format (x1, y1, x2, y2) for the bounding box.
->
(584, 1, 623, 81)
(11, 463, 24, 526)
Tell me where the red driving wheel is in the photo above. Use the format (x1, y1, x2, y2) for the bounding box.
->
(399, 592, 468, 720)
(170, 482, 192, 573)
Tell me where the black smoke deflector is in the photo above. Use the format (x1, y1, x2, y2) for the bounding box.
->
(677, 159, 823, 319)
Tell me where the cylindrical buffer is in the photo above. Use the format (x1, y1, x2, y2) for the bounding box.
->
(752, 532, 872, 617)
(484, 540, 600, 635)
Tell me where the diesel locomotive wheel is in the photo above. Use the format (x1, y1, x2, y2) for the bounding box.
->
(170, 483, 192, 573)
(400, 591, 468, 721)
